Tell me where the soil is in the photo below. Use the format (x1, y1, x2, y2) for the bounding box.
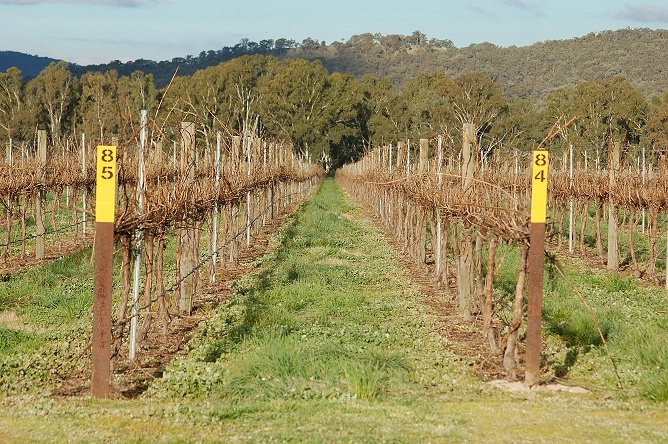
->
(0, 235, 93, 277)
(14, 185, 623, 398)
(51, 209, 296, 399)
(358, 206, 511, 382)
(48, 187, 514, 399)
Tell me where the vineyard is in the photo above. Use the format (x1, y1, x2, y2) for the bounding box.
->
(337, 128, 668, 387)
(2, 57, 668, 441)
(0, 118, 324, 393)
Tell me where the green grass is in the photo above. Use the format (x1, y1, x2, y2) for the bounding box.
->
(152, 179, 472, 403)
(539, 255, 668, 400)
(1, 248, 95, 327)
(0, 178, 667, 442)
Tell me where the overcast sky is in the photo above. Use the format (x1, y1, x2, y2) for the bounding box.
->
(1, 0, 667, 65)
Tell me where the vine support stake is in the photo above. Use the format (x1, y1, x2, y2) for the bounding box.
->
(525, 150, 549, 387)
(92, 145, 117, 399)
(35, 130, 47, 260)
(129, 110, 147, 360)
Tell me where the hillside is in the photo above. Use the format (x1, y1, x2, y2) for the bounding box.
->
(296, 28, 668, 103)
(2, 28, 667, 103)
(0, 50, 59, 78)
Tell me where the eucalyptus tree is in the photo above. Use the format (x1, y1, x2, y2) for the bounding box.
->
(542, 87, 580, 157)
(163, 55, 277, 150)
(487, 99, 541, 154)
(116, 71, 158, 142)
(363, 74, 404, 145)
(320, 71, 370, 168)
(648, 90, 668, 152)
(449, 72, 507, 139)
(0, 67, 25, 143)
(258, 58, 333, 160)
(79, 70, 119, 144)
(399, 71, 457, 140)
(27, 61, 78, 147)
(569, 77, 648, 157)
(221, 55, 277, 138)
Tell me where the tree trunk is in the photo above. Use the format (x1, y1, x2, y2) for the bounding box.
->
(595, 202, 603, 258)
(138, 233, 155, 342)
(458, 224, 473, 321)
(503, 243, 528, 380)
(483, 234, 501, 354)
(627, 210, 640, 277)
(155, 233, 170, 335)
(648, 209, 658, 281)
(578, 200, 588, 254)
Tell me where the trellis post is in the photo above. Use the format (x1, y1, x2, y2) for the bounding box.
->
(35, 130, 47, 260)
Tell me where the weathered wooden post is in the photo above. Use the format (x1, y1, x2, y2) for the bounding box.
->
(607, 138, 620, 271)
(435, 135, 443, 279)
(418, 138, 429, 174)
(418, 139, 429, 263)
(458, 123, 476, 320)
(92, 144, 117, 398)
(35, 130, 47, 260)
(525, 150, 549, 386)
(179, 121, 196, 315)
(211, 132, 222, 283)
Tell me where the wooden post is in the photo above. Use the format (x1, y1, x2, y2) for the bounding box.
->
(406, 139, 411, 177)
(418, 138, 429, 173)
(525, 150, 549, 387)
(607, 138, 620, 271)
(245, 134, 252, 247)
(92, 145, 117, 398)
(458, 123, 476, 320)
(211, 132, 222, 283)
(179, 122, 196, 315)
(435, 135, 443, 278)
(462, 123, 475, 190)
(35, 130, 47, 260)
(568, 143, 574, 253)
(5, 138, 12, 166)
(396, 141, 404, 172)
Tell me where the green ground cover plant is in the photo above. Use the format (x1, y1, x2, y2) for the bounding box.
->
(0, 178, 666, 443)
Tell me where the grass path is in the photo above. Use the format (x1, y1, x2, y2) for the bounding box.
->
(1, 178, 667, 443)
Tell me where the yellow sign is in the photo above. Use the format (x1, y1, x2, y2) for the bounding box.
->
(531, 151, 549, 223)
(95, 146, 117, 223)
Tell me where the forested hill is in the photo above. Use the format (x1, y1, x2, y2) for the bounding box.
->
(0, 51, 59, 78)
(3, 28, 667, 103)
(295, 28, 668, 104)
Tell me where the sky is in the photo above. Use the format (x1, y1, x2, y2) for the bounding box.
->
(1, 0, 668, 65)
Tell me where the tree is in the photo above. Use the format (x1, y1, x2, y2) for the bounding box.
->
(450, 72, 506, 131)
(116, 70, 157, 141)
(79, 70, 119, 143)
(258, 59, 332, 158)
(568, 77, 647, 156)
(399, 71, 457, 139)
(648, 90, 668, 152)
(0, 67, 25, 142)
(28, 61, 78, 145)
(363, 74, 401, 146)
(322, 71, 369, 168)
(487, 99, 541, 154)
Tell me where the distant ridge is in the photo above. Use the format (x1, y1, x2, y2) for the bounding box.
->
(0, 51, 60, 78)
(2, 28, 667, 103)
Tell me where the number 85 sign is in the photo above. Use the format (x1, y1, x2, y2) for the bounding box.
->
(96, 146, 117, 223)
